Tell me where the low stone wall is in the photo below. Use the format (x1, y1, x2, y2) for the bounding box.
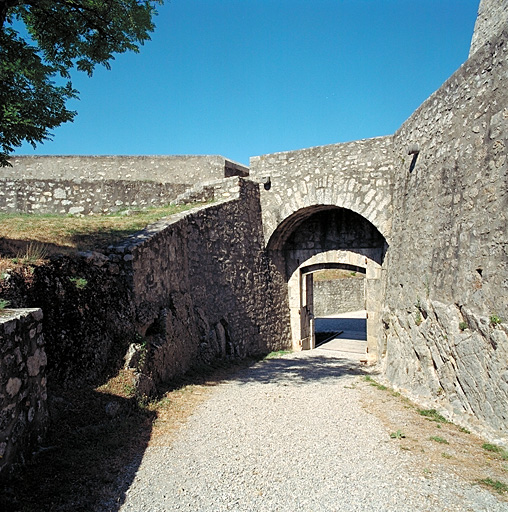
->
(113, 178, 291, 385)
(314, 277, 365, 317)
(0, 309, 48, 478)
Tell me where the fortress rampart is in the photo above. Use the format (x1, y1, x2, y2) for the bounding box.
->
(1, 0, 507, 475)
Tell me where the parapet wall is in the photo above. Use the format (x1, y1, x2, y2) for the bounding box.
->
(114, 178, 291, 384)
(0, 155, 249, 215)
(3, 155, 248, 183)
(0, 309, 48, 478)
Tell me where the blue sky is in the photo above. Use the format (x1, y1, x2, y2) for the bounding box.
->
(16, 0, 480, 165)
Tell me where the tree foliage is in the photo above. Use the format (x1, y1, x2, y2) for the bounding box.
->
(0, 0, 162, 166)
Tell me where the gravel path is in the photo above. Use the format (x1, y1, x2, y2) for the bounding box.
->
(114, 351, 507, 512)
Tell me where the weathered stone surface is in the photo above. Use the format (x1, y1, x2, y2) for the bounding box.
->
(250, 135, 395, 247)
(0, 309, 48, 478)
(382, 26, 508, 439)
(0, 156, 248, 215)
(27, 349, 47, 377)
(6, 378, 22, 397)
(121, 179, 290, 384)
(469, 0, 508, 57)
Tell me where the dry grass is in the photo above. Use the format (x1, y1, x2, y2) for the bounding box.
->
(358, 375, 508, 501)
(0, 203, 199, 262)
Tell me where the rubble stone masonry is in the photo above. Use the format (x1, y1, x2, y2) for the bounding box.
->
(0, 309, 48, 478)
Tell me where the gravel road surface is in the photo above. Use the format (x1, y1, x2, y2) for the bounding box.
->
(113, 350, 507, 512)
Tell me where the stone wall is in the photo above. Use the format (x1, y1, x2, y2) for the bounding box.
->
(113, 178, 290, 385)
(0, 255, 137, 387)
(0, 156, 249, 215)
(382, 27, 508, 439)
(3, 155, 248, 183)
(469, 0, 508, 57)
(0, 179, 189, 215)
(314, 277, 365, 317)
(0, 309, 48, 478)
(0, 178, 290, 392)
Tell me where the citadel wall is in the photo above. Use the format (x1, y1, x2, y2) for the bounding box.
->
(469, 0, 508, 57)
(382, 27, 508, 437)
(249, 135, 395, 246)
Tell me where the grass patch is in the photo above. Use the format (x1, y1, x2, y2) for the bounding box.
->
(390, 430, 406, 439)
(459, 321, 468, 331)
(363, 375, 387, 390)
(430, 436, 449, 444)
(482, 443, 508, 459)
(0, 298, 10, 310)
(417, 408, 448, 423)
(490, 314, 502, 327)
(477, 478, 508, 494)
(483, 443, 503, 453)
(264, 350, 292, 359)
(69, 277, 88, 290)
(313, 268, 364, 281)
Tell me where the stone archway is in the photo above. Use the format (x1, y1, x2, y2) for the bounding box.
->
(267, 205, 387, 361)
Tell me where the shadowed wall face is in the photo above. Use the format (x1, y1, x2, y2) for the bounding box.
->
(282, 208, 385, 280)
(122, 180, 291, 384)
(0, 309, 48, 479)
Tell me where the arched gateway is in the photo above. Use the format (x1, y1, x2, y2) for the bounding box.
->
(250, 136, 395, 361)
(268, 205, 387, 359)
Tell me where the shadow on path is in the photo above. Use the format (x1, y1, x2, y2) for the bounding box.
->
(0, 383, 155, 512)
(230, 353, 367, 386)
(315, 317, 366, 336)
